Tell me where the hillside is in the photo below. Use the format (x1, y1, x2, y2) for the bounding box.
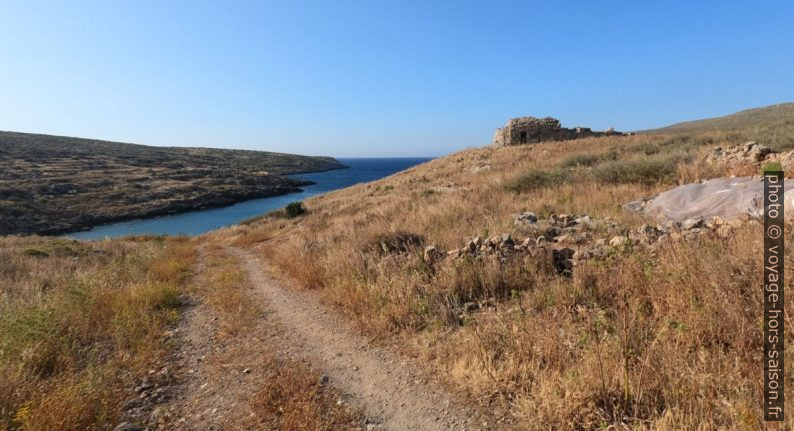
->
(207, 117, 794, 428)
(2, 113, 793, 429)
(644, 102, 794, 133)
(0, 131, 345, 235)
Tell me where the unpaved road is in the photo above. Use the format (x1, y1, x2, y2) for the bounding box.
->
(230, 247, 489, 431)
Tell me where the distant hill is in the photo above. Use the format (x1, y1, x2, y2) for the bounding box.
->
(0, 131, 346, 235)
(643, 102, 794, 133)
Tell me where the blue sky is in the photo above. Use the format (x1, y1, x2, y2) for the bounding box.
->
(1, 1, 792, 157)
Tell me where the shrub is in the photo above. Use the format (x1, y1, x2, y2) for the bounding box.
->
(559, 150, 618, 168)
(505, 168, 570, 193)
(285, 201, 306, 218)
(366, 231, 424, 255)
(761, 161, 783, 175)
(592, 153, 689, 185)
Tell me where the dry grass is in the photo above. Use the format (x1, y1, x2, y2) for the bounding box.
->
(250, 356, 364, 431)
(0, 235, 195, 430)
(194, 246, 364, 430)
(227, 129, 794, 429)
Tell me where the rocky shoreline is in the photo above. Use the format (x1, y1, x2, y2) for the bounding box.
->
(0, 131, 347, 236)
(45, 179, 316, 236)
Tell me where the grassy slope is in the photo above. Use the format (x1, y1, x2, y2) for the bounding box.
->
(645, 102, 794, 132)
(0, 131, 346, 235)
(217, 122, 794, 428)
(0, 235, 195, 429)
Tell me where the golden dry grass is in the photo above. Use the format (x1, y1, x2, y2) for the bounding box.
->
(194, 246, 364, 430)
(225, 130, 794, 429)
(0, 235, 196, 430)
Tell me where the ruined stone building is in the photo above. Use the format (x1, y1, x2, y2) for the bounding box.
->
(492, 116, 621, 146)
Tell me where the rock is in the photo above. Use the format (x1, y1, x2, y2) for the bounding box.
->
(553, 247, 575, 260)
(574, 215, 592, 226)
(609, 235, 630, 247)
(319, 374, 329, 385)
(514, 211, 538, 224)
(633, 224, 666, 244)
(554, 258, 574, 275)
(465, 240, 477, 253)
(545, 226, 563, 240)
(681, 217, 704, 230)
(572, 249, 591, 260)
(423, 245, 444, 264)
(704, 141, 775, 165)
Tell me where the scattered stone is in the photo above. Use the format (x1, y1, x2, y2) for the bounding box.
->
(552, 248, 575, 275)
(514, 211, 538, 225)
(705, 141, 774, 165)
(134, 382, 153, 393)
(423, 245, 445, 264)
(681, 217, 704, 230)
(609, 236, 630, 247)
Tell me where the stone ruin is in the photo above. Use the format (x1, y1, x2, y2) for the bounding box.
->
(492, 116, 622, 146)
(422, 211, 737, 277)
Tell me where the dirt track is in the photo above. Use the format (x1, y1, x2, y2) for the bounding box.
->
(229, 246, 487, 431)
(152, 246, 493, 430)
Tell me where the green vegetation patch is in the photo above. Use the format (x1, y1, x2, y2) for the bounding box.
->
(505, 168, 571, 193)
(0, 237, 195, 429)
(285, 201, 307, 218)
(591, 152, 690, 185)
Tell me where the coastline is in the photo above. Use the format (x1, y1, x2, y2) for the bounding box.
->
(55, 164, 352, 238)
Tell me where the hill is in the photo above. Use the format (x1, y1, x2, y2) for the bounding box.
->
(644, 102, 794, 133)
(0, 131, 345, 235)
(2, 110, 793, 429)
(208, 114, 794, 428)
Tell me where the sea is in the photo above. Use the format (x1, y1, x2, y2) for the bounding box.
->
(65, 157, 431, 240)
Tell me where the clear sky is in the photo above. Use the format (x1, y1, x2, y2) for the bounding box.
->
(1, 1, 792, 157)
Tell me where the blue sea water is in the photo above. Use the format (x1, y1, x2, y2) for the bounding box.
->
(65, 158, 431, 240)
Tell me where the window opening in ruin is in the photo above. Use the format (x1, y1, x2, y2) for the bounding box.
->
(519, 131, 527, 143)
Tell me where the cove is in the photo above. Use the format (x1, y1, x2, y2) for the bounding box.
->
(65, 158, 430, 240)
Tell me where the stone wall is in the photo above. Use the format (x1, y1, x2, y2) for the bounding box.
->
(492, 116, 621, 146)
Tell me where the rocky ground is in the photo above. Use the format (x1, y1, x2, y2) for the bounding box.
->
(422, 210, 741, 278)
(0, 131, 345, 235)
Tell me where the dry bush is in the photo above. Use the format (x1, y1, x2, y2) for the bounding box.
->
(0, 236, 196, 430)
